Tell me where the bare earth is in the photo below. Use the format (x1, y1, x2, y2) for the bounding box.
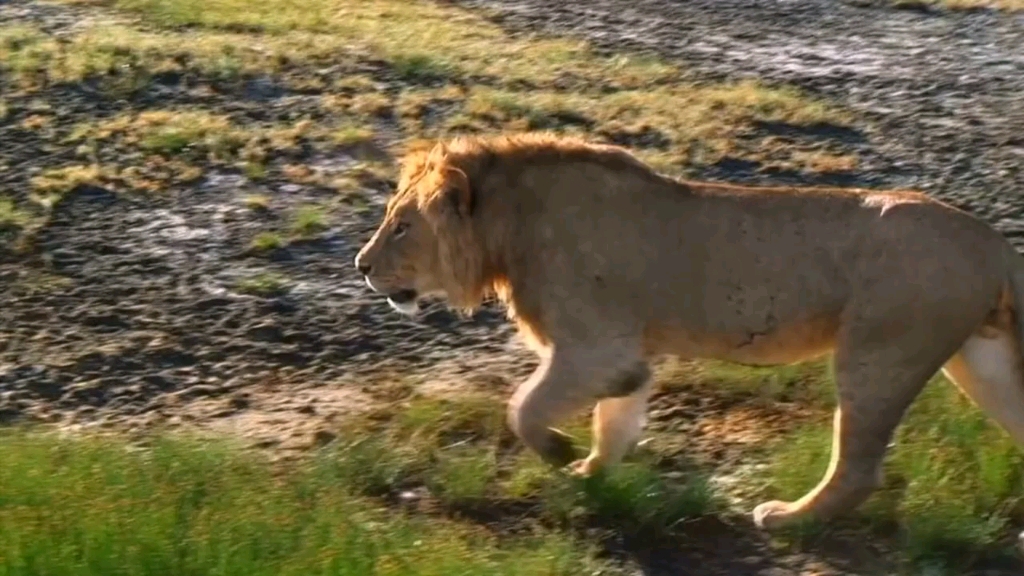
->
(2, 0, 1024, 574)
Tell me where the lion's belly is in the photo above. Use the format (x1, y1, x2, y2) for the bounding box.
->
(643, 314, 839, 366)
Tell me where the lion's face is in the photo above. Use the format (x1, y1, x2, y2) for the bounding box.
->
(356, 143, 484, 315)
(354, 197, 448, 316)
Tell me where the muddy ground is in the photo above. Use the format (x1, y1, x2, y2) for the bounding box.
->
(2, 0, 1024, 574)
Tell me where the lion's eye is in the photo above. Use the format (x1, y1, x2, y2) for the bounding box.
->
(393, 222, 408, 238)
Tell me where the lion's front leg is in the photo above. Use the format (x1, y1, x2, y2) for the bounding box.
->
(571, 375, 655, 477)
(506, 345, 650, 470)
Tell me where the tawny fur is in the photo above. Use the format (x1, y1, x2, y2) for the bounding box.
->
(355, 132, 1024, 530)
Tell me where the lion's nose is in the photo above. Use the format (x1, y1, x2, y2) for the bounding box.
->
(354, 255, 371, 276)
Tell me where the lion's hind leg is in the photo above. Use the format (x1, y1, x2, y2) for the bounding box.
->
(942, 330, 1024, 446)
(753, 319, 970, 530)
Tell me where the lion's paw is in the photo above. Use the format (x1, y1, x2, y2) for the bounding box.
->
(565, 458, 599, 478)
(752, 500, 802, 530)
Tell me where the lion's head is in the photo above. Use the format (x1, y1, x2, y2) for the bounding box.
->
(354, 141, 487, 316)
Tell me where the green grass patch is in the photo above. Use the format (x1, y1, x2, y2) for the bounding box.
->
(235, 271, 290, 297)
(332, 122, 375, 148)
(243, 161, 268, 181)
(547, 459, 721, 534)
(0, 428, 606, 576)
(326, 393, 720, 533)
(28, 164, 111, 205)
(0, 198, 32, 230)
(250, 231, 285, 252)
(289, 204, 329, 237)
(658, 357, 835, 409)
(243, 193, 271, 211)
(73, 110, 250, 160)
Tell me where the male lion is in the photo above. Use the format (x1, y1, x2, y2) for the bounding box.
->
(354, 132, 1024, 530)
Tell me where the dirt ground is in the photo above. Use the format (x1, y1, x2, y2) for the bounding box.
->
(2, 0, 1024, 574)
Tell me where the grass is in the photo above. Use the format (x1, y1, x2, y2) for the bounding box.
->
(28, 164, 110, 205)
(788, 151, 859, 174)
(235, 271, 290, 297)
(0, 428, 606, 576)
(659, 356, 836, 409)
(3, 354, 1023, 573)
(289, 204, 329, 237)
(69, 111, 250, 160)
(0, 198, 32, 230)
(63, 112, 329, 188)
(0, 392, 725, 576)
(332, 121, 376, 148)
(243, 194, 271, 211)
(314, 392, 723, 535)
(250, 231, 284, 252)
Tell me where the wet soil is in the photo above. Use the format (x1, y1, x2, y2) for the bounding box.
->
(2, 0, 1024, 574)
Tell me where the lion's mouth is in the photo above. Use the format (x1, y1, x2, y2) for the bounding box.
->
(387, 289, 418, 304)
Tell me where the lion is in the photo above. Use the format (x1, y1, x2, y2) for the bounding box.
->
(354, 132, 1024, 530)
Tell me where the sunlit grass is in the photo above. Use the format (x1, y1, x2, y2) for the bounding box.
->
(0, 198, 32, 229)
(0, 428, 605, 576)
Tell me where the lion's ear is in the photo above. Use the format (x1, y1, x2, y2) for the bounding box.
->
(442, 166, 474, 219)
(427, 141, 449, 164)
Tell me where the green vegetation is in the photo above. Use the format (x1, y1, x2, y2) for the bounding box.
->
(289, 204, 329, 238)
(243, 194, 271, 211)
(250, 231, 285, 252)
(0, 428, 605, 576)
(0, 198, 32, 230)
(29, 164, 110, 205)
(288, 392, 722, 539)
(69, 111, 270, 162)
(332, 122, 376, 148)
(235, 271, 290, 297)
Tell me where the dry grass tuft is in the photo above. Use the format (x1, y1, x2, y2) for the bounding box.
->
(29, 164, 111, 205)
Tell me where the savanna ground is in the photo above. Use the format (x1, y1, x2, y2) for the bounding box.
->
(2, 0, 1024, 574)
